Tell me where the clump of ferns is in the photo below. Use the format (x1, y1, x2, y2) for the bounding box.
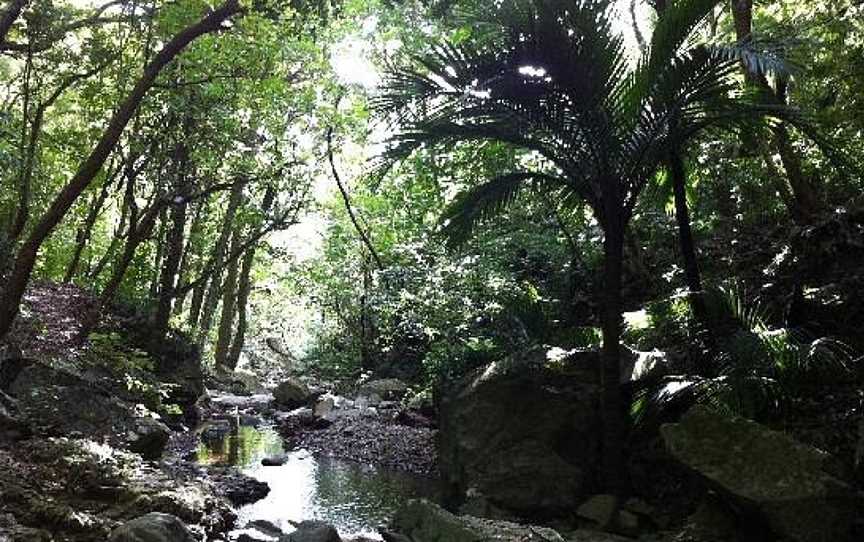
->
(631, 284, 859, 435)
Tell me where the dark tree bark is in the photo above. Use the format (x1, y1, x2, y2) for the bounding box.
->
(0, 0, 27, 46)
(194, 179, 245, 341)
(63, 168, 118, 283)
(729, 0, 823, 222)
(213, 228, 242, 370)
(598, 204, 626, 497)
(152, 136, 192, 338)
(149, 206, 168, 299)
(226, 238, 255, 371)
(0, 0, 244, 342)
(226, 186, 276, 371)
(669, 152, 702, 296)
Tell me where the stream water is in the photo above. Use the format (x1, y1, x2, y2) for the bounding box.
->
(196, 423, 441, 540)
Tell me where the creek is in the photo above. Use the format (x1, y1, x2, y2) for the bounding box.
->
(196, 422, 441, 540)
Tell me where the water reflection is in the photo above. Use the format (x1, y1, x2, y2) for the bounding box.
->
(196, 423, 440, 540)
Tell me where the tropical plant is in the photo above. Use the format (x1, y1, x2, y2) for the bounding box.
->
(374, 0, 805, 490)
(631, 285, 859, 433)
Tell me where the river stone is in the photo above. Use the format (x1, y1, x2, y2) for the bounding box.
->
(274, 379, 312, 409)
(438, 347, 601, 517)
(661, 406, 861, 542)
(285, 520, 342, 542)
(108, 513, 195, 542)
(387, 499, 565, 542)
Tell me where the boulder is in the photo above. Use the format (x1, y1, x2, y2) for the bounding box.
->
(8, 363, 170, 459)
(386, 499, 565, 542)
(285, 520, 342, 542)
(358, 378, 409, 401)
(576, 494, 618, 529)
(662, 406, 861, 542)
(438, 347, 601, 517)
(274, 379, 313, 409)
(108, 513, 195, 542)
(213, 470, 270, 506)
(314, 395, 336, 418)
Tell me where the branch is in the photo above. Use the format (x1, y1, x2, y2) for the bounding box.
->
(326, 125, 384, 270)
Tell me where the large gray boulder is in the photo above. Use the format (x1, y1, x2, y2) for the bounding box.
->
(8, 363, 169, 459)
(284, 520, 341, 542)
(108, 513, 195, 542)
(438, 348, 601, 517)
(662, 406, 861, 542)
(385, 499, 596, 542)
(273, 378, 313, 409)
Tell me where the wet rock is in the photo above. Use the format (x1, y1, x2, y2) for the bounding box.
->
(211, 470, 270, 506)
(280, 407, 331, 435)
(211, 393, 274, 409)
(262, 454, 288, 466)
(127, 417, 171, 460)
(285, 520, 342, 542)
(387, 499, 565, 541)
(200, 419, 233, 444)
(662, 406, 861, 542)
(274, 379, 313, 409)
(108, 512, 196, 542)
(247, 519, 283, 537)
(438, 347, 601, 517)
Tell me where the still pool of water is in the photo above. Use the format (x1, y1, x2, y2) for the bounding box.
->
(196, 423, 440, 540)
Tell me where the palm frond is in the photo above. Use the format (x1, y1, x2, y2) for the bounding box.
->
(440, 171, 565, 247)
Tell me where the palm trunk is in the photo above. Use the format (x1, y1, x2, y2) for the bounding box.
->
(0, 0, 243, 342)
(669, 153, 702, 295)
(599, 204, 626, 496)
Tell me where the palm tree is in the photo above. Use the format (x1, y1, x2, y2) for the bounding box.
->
(374, 0, 801, 492)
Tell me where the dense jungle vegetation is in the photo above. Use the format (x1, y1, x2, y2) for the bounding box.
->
(1, 0, 864, 541)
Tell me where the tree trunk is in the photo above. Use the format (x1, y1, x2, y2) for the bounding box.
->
(0, 0, 27, 47)
(226, 186, 276, 371)
(226, 241, 255, 371)
(64, 173, 115, 283)
(213, 229, 242, 370)
(729, 0, 823, 223)
(149, 206, 168, 299)
(194, 179, 244, 341)
(598, 200, 626, 496)
(152, 197, 186, 336)
(174, 200, 206, 316)
(152, 138, 191, 338)
(79, 203, 162, 337)
(669, 153, 702, 295)
(0, 0, 243, 342)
